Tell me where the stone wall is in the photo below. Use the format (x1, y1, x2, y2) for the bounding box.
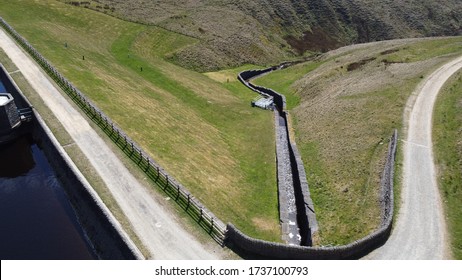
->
(274, 109, 300, 245)
(238, 68, 286, 111)
(235, 63, 398, 259)
(238, 67, 318, 245)
(226, 131, 398, 259)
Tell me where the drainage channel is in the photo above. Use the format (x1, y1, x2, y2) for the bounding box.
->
(238, 65, 318, 246)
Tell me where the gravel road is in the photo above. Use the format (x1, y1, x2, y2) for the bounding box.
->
(0, 29, 219, 260)
(368, 56, 462, 259)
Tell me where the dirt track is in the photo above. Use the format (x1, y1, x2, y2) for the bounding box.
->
(368, 56, 462, 259)
(0, 29, 219, 260)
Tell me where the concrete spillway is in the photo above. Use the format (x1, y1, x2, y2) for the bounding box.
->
(239, 66, 318, 246)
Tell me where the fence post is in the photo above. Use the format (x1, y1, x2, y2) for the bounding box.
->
(146, 158, 150, 172)
(0, 17, 230, 245)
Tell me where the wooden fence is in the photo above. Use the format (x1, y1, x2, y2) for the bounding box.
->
(0, 17, 227, 244)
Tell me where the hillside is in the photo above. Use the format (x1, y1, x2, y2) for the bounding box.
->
(2, 0, 462, 249)
(62, 0, 461, 71)
(253, 37, 462, 245)
(0, 0, 280, 243)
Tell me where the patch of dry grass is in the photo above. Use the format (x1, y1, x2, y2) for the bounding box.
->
(0, 0, 279, 241)
(434, 70, 462, 259)
(256, 37, 462, 245)
(0, 48, 151, 257)
(57, 0, 462, 72)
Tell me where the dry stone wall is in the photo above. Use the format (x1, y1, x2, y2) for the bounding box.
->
(234, 64, 398, 259)
(238, 66, 318, 246)
(226, 131, 397, 259)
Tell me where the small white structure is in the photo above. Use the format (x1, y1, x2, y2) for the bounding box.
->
(0, 95, 9, 106)
(251, 94, 274, 110)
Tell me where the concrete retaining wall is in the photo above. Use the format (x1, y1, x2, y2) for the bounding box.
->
(32, 114, 144, 259)
(0, 94, 20, 131)
(0, 18, 226, 243)
(1, 64, 143, 259)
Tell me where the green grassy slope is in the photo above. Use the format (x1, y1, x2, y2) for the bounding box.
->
(255, 38, 462, 245)
(0, 0, 280, 241)
(252, 61, 323, 110)
(434, 70, 462, 259)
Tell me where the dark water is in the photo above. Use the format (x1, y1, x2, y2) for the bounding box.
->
(0, 136, 96, 259)
(0, 80, 6, 92)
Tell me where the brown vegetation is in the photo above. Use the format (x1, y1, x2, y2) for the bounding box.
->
(290, 38, 462, 245)
(255, 37, 462, 245)
(58, 0, 462, 71)
(347, 57, 376, 71)
(285, 27, 343, 54)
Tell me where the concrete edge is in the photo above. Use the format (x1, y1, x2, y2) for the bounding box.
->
(0, 63, 144, 260)
(34, 111, 145, 260)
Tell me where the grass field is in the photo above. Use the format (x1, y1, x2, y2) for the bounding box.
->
(3, 0, 462, 249)
(254, 37, 462, 245)
(433, 70, 462, 259)
(0, 0, 280, 241)
(252, 60, 323, 110)
(0, 47, 153, 257)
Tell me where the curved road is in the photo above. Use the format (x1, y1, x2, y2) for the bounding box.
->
(368, 56, 462, 259)
(0, 28, 218, 259)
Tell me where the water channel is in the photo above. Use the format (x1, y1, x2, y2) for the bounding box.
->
(0, 79, 96, 259)
(0, 79, 6, 92)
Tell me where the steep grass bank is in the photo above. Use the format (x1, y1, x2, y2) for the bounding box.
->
(433, 70, 462, 259)
(0, 0, 279, 241)
(254, 37, 462, 245)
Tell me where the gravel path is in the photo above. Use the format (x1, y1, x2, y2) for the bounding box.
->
(368, 56, 462, 260)
(0, 29, 218, 260)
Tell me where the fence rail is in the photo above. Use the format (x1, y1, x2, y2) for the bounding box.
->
(0, 17, 227, 244)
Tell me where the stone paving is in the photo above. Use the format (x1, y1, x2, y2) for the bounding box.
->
(275, 111, 301, 245)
